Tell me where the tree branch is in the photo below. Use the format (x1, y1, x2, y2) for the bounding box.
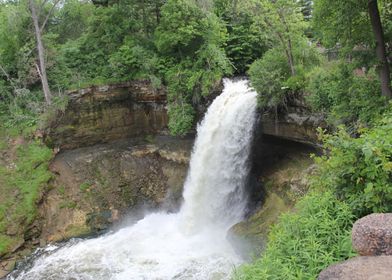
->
(40, 0, 61, 32)
(0, 64, 11, 82)
(37, 0, 49, 18)
(35, 63, 43, 81)
(0, 64, 19, 94)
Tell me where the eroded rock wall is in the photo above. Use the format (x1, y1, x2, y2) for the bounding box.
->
(259, 97, 326, 145)
(46, 81, 168, 150)
(39, 136, 192, 244)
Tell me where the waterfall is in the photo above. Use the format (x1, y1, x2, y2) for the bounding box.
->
(9, 79, 258, 280)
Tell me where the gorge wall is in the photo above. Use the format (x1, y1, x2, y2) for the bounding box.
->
(260, 98, 326, 146)
(46, 80, 323, 151)
(4, 81, 322, 271)
(41, 136, 192, 244)
(1, 81, 320, 278)
(46, 81, 168, 150)
(43, 80, 321, 244)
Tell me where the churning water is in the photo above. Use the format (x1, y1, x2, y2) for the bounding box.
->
(9, 79, 258, 280)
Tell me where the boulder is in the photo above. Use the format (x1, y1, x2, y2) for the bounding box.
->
(352, 213, 392, 256)
(318, 256, 392, 280)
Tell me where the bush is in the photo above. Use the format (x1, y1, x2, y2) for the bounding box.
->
(248, 47, 289, 108)
(235, 191, 355, 280)
(108, 40, 163, 87)
(2, 88, 43, 131)
(306, 62, 388, 129)
(312, 113, 392, 217)
(249, 40, 321, 108)
(167, 103, 195, 136)
(155, 0, 231, 135)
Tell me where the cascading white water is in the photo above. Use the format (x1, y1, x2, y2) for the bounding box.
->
(9, 79, 258, 280)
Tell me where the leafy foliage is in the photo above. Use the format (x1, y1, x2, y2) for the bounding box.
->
(0, 135, 53, 256)
(312, 114, 392, 217)
(249, 39, 321, 108)
(313, 0, 373, 50)
(167, 103, 195, 136)
(155, 0, 231, 135)
(235, 191, 355, 280)
(306, 62, 388, 129)
(214, 0, 268, 74)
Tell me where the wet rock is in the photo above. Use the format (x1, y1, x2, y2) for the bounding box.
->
(87, 211, 113, 231)
(10, 238, 24, 253)
(39, 136, 191, 243)
(231, 193, 289, 254)
(318, 256, 392, 280)
(0, 259, 16, 279)
(352, 213, 392, 256)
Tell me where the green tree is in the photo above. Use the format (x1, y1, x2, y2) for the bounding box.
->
(155, 0, 231, 135)
(312, 112, 392, 217)
(247, 0, 308, 76)
(214, 0, 268, 73)
(313, 0, 391, 98)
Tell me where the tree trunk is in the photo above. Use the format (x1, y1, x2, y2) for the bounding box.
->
(368, 0, 391, 98)
(278, 11, 296, 76)
(286, 37, 296, 76)
(29, 0, 52, 105)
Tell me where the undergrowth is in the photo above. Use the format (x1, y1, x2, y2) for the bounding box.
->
(234, 191, 356, 280)
(0, 129, 52, 256)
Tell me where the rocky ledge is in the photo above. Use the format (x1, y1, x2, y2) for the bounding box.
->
(259, 95, 326, 146)
(318, 213, 392, 280)
(45, 81, 168, 150)
(45, 80, 324, 151)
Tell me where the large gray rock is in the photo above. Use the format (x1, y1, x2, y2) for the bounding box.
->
(352, 213, 392, 256)
(318, 256, 392, 280)
(260, 107, 326, 146)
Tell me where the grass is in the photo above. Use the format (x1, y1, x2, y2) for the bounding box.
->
(234, 191, 356, 280)
(0, 129, 53, 256)
(79, 182, 91, 192)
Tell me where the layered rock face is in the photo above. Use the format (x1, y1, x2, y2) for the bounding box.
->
(318, 213, 392, 280)
(40, 136, 192, 244)
(260, 97, 326, 145)
(46, 81, 168, 150)
(46, 80, 322, 150)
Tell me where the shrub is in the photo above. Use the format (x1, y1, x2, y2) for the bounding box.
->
(167, 103, 195, 136)
(155, 0, 231, 135)
(248, 47, 289, 108)
(235, 191, 355, 280)
(306, 62, 388, 129)
(249, 40, 321, 108)
(312, 113, 392, 217)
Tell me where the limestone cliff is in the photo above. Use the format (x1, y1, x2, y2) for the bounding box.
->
(40, 136, 192, 244)
(46, 81, 168, 150)
(259, 97, 326, 145)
